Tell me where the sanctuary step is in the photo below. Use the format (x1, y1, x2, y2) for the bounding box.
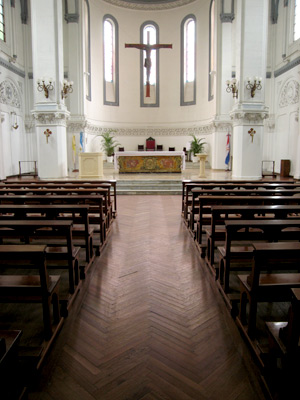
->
(116, 180, 182, 195)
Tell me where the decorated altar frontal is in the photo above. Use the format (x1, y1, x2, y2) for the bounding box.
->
(114, 151, 185, 173)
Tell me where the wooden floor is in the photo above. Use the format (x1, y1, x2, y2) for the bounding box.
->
(27, 195, 268, 400)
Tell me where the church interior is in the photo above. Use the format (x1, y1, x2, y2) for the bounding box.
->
(1, 0, 300, 399)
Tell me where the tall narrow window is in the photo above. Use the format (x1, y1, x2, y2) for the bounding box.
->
(208, 0, 215, 101)
(181, 15, 196, 106)
(0, 0, 5, 42)
(103, 15, 119, 106)
(141, 22, 159, 107)
(294, 0, 300, 41)
(84, 0, 91, 101)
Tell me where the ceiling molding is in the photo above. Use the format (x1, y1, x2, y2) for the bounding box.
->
(101, 0, 196, 10)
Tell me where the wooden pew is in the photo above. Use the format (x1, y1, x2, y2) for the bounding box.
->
(0, 195, 106, 252)
(181, 179, 297, 221)
(1, 179, 118, 217)
(265, 288, 300, 370)
(219, 219, 300, 294)
(0, 187, 112, 227)
(192, 195, 300, 245)
(189, 188, 300, 236)
(0, 204, 94, 268)
(0, 329, 23, 400)
(0, 220, 79, 297)
(0, 245, 62, 341)
(236, 242, 300, 341)
(204, 204, 300, 273)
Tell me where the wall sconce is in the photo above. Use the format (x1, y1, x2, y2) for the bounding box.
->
(226, 79, 238, 98)
(246, 77, 262, 98)
(44, 128, 52, 144)
(61, 80, 73, 99)
(248, 128, 256, 142)
(11, 111, 18, 130)
(37, 78, 54, 98)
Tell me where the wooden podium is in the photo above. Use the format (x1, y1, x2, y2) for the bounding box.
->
(79, 153, 103, 178)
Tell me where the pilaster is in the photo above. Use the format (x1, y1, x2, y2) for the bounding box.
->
(31, 0, 69, 178)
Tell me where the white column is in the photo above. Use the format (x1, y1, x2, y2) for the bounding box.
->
(31, 0, 69, 178)
(230, 0, 269, 179)
(211, 0, 233, 170)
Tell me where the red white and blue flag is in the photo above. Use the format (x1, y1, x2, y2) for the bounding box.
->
(225, 133, 230, 168)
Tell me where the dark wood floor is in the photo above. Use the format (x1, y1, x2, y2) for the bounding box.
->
(27, 195, 268, 400)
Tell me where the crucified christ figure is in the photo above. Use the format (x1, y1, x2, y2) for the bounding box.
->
(125, 32, 172, 97)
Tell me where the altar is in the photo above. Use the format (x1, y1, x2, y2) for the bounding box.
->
(114, 151, 185, 173)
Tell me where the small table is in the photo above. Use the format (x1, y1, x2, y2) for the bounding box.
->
(196, 153, 208, 177)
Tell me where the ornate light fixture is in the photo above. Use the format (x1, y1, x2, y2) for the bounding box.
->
(37, 78, 54, 98)
(61, 80, 73, 99)
(248, 128, 256, 142)
(226, 79, 238, 98)
(246, 77, 262, 98)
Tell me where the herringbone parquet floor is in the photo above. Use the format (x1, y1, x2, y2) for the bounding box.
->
(27, 195, 268, 400)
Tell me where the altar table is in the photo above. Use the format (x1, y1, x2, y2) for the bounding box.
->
(114, 151, 185, 173)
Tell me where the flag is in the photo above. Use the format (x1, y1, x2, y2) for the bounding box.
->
(225, 133, 230, 168)
(79, 132, 84, 152)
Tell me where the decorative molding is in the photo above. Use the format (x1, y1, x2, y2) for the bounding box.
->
(67, 116, 87, 132)
(0, 79, 21, 108)
(274, 57, 300, 77)
(20, 0, 28, 24)
(220, 13, 234, 23)
(101, 0, 196, 10)
(265, 114, 275, 130)
(64, 0, 79, 23)
(230, 109, 269, 125)
(271, 0, 279, 24)
(84, 124, 214, 136)
(31, 111, 70, 127)
(279, 80, 299, 108)
(0, 57, 25, 78)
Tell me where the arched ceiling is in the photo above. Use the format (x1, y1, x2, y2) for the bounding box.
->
(102, 0, 196, 10)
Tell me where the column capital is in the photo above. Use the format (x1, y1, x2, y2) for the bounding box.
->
(31, 110, 70, 127)
(229, 106, 269, 126)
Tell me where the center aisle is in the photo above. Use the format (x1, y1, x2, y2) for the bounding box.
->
(28, 195, 267, 400)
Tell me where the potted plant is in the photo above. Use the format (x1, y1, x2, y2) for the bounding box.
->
(189, 134, 207, 162)
(100, 130, 121, 162)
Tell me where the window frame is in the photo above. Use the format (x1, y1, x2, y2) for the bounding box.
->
(180, 14, 196, 106)
(84, 0, 92, 101)
(103, 14, 119, 106)
(140, 21, 159, 108)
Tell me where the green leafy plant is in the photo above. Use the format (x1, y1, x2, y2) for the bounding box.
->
(189, 135, 207, 156)
(100, 130, 121, 157)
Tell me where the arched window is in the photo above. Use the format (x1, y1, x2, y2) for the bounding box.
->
(208, 0, 215, 101)
(294, 0, 300, 41)
(84, 0, 91, 101)
(103, 15, 119, 106)
(181, 15, 196, 106)
(141, 22, 159, 107)
(0, 0, 5, 42)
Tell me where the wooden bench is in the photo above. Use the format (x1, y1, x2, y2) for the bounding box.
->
(1, 178, 118, 217)
(181, 179, 297, 222)
(0, 329, 23, 399)
(218, 219, 300, 297)
(0, 204, 94, 268)
(236, 242, 300, 341)
(192, 195, 300, 245)
(265, 288, 300, 370)
(189, 188, 300, 237)
(0, 220, 80, 297)
(0, 194, 106, 252)
(205, 204, 300, 273)
(0, 245, 61, 341)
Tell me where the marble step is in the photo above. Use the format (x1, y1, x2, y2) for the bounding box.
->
(116, 180, 182, 194)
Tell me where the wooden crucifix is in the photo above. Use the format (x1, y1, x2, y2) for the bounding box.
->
(125, 32, 172, 97)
